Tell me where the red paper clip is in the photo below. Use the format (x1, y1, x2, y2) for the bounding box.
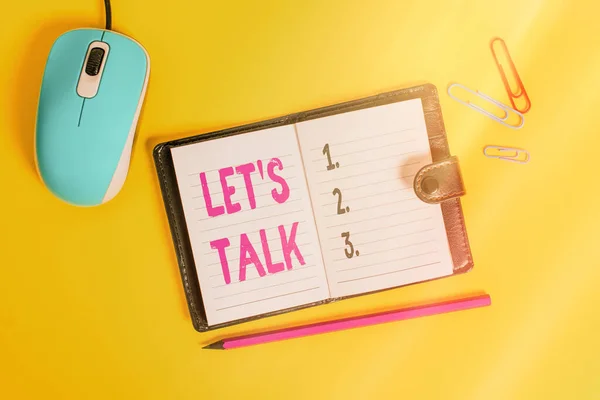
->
(490, 37, 531, 113)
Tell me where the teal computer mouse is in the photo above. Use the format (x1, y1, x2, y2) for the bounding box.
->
(35, 28, 150, 206)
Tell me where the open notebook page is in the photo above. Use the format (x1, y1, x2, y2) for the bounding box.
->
(170, 125, 329, 326)
(295, 98, 454, 298)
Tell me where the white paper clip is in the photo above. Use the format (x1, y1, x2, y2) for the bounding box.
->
(447, 83, 525, 129)
(483, 145, 530, 164)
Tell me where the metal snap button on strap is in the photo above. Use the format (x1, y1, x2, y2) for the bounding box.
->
(420, 177, 439, 195)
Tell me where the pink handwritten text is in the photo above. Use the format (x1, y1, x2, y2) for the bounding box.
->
(199, 158, 289, 217)
(209, 222, 305, 284)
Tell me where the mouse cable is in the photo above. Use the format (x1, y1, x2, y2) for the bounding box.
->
(104, 0, 112, 30)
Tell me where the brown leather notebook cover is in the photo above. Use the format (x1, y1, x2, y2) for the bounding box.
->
(153, 83, 473, 332)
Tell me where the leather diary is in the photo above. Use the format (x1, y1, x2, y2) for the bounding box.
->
(153, 83, 473, 332)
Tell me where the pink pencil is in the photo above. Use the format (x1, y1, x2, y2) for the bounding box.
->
(204, 294, 491, 350)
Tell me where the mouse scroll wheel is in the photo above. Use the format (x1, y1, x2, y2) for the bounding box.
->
(85, 47, 105, 76)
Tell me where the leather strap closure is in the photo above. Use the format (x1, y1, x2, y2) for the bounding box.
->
(413, 156, 465, 204)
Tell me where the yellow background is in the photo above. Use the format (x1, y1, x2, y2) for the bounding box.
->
(1, 0, 599, 398)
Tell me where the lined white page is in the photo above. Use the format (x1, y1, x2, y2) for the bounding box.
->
(170, 125, 329, 326)
(296, 98, 454, 298)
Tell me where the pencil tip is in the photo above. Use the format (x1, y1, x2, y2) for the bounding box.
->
(203, 341, 224, 350)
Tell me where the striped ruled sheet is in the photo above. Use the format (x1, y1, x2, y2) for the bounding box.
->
(296, 98, 453, 297)
(171, 126, 328, 326)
